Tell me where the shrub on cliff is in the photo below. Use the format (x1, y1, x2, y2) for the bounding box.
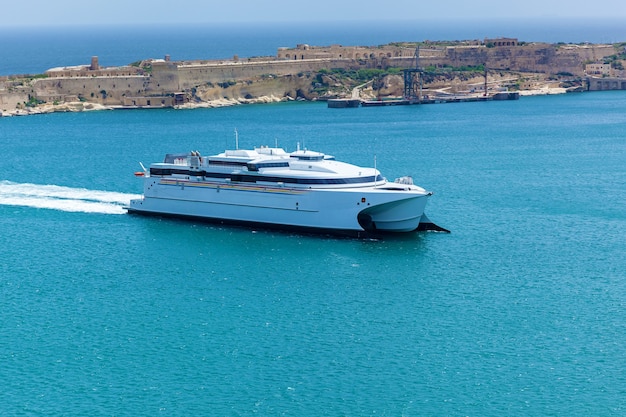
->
(25, 96, 44, 107)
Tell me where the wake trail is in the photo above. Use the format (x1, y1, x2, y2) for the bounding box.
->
(0, 180, 142, 215)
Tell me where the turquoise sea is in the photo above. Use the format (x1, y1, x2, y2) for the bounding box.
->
(1, 91, 626, 415)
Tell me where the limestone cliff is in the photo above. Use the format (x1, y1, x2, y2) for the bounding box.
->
(2, 39, 623, 116)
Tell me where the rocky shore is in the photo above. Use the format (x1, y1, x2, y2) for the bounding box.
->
(1, 102, 111, 117)
(0, 86, 571, 117)
(2, 37, 622, 117)
(1, 95, 294, 117)
(173, 94, 288, 110)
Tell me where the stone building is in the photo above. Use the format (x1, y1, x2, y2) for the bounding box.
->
(585, 63, 612, 76)
(485, 38, 518, 47)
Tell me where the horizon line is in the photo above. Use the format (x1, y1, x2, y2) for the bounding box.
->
(2, 16, 626, 30)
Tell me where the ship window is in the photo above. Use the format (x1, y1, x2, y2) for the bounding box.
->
(228, 174, 383, 185)
(247, 161, 290, 171)
(208, 160, 248, 167)
(292, 154, 324, 161)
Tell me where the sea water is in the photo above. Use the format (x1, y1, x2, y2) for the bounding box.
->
(1, 91, 625, 415)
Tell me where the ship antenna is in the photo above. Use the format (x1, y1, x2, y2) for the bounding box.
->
(234, 128, 239, 150)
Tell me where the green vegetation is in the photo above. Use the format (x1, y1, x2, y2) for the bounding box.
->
(424, 64, 485, 73)
(25, 96, 44, 107)
(311, 67, 406, 95)
(217, 80, 237, 88)
(325, 67, 402, 83)
(312, 64, 489, 96)
(9, 74, 48, 83)
(603, 50, 626, 70)
(130, 61, 152, 73)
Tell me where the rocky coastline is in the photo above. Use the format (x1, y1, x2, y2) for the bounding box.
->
(2, 38, 624, 117)
(0, 76, 573, 118)
(1, 96, 290, 117)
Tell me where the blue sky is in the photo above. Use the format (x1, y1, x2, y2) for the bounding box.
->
(3, 0, 626, 27)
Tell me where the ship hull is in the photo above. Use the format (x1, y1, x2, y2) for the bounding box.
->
(127, 177, 432, 235)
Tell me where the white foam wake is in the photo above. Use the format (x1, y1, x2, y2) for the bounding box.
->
(0, 181, 142, 215)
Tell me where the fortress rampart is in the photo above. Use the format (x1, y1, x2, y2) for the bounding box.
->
(276, 42, 615, 76)
(277, 44, 417, 60)
(33, 75, 149, 104)
(153, 58, 366, 91)
(588, 77, 626, 90)
(1, 39, 622, 114)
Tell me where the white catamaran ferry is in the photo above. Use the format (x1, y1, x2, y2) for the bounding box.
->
(127, 145, 447, 236)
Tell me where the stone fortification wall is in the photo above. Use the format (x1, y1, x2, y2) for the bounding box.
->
(33, 75, 149, 104)
(0, 90, 29, 111)
(437, 43, 613, 75)
(561, 44, 614, 62)
(147, 62, 179, 92)
(482, 44, 571, 74)
(588, 77, 626, 90)
(277, 42, 616, 76)
(1, 77, 37, 111)
(277, 44, 416, 60)
(46, 66, 143, 78)
(122, 96, 178, 107)
(3, 40, 619, 114)
(44, 56, 144, 78)
(442, 46, 489, 68)
(154, 58, 364, 91)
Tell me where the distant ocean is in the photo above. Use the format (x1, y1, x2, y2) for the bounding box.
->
(2, 22, 626, 416)
(1, 18, 625, 75)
